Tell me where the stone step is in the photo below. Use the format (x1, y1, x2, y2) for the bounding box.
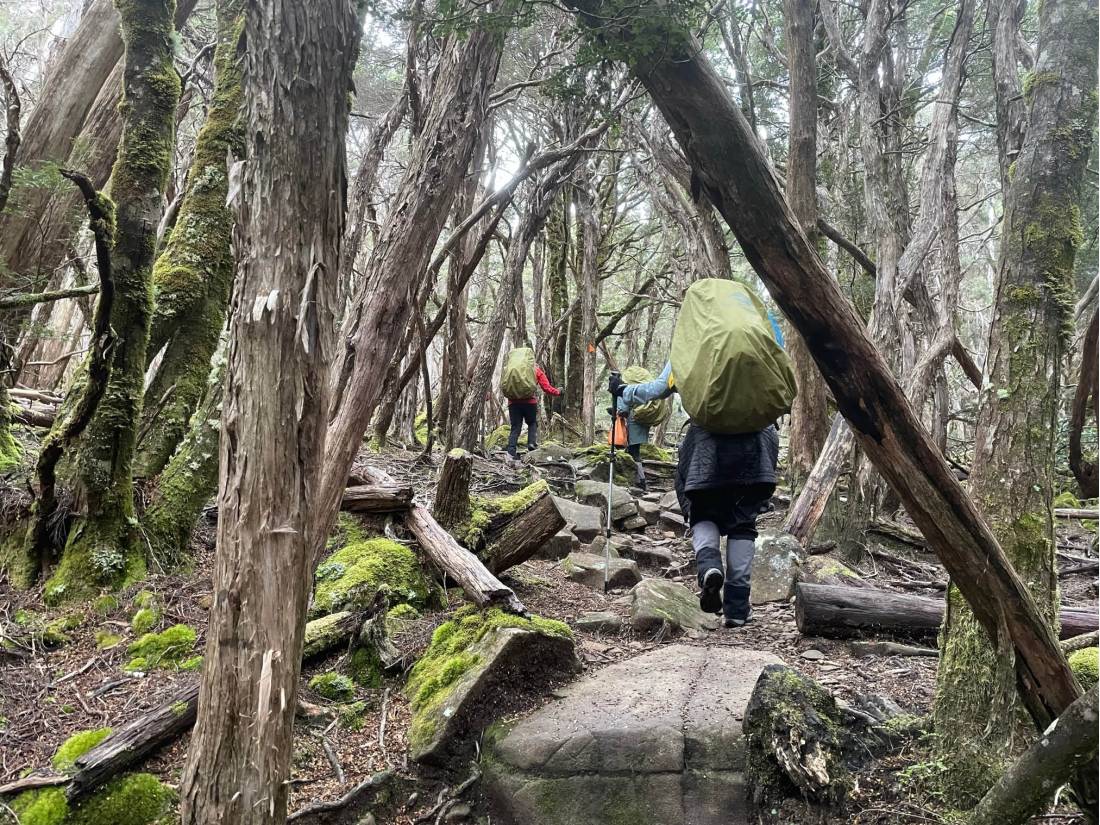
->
(482, 644, 782, 825)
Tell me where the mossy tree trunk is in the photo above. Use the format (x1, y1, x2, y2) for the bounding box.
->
(136, 0, 244, 479)
(934, 0, 1099, 806)
(178, 0, 356, 819)
(45, 0, 181, 603)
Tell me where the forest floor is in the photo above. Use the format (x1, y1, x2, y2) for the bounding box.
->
(1, 442, 1097, 825)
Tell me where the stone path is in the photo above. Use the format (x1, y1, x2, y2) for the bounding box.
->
(482, 644, 782, 825)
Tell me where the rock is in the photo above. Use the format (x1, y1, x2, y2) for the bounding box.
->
(573, 480, 637, 522)
(406, 608, 580, 763)
(750, 531, 805, 605)
(800, 649, 825, 661)
(589, 534, 633, 559)
(482, 645, 781, 825)
(798, 555, 865, 588)
(621, 515, 649, 531)
(356, 815, 377, 825)
(638, 499, 661, 525)
(619, 541, 675, 568)
(630, 579, 719, 634)
(524, 445, 575, 465)
(444, 803, 472, 822)
(311, 537, 435, 618)
(539, 529, 580, 561)
(561, 552, 641, 590)
(642, 491, 664, 503)
(658, 490, 681, 513)
(658, 511, 686, 536)
(574, 612, 622, 634)
(551, 496, 603, 543)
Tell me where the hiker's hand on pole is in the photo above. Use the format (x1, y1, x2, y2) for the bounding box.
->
(608, 371, 625, 398)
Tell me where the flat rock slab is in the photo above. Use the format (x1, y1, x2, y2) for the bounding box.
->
(638, 499, 662, 525)
(574, 611, 623, 634)
(551, 496, 603, 543)
(538, 529, 580, 561)
(483, 645, 782, 825)
(561, 552, 641, 590)
(659, 490, 682, 513)
(620, 541, 675, 568)
(751, 531, 806, 605)
(630, 578, 719, 634)
(524, 445, 575, 465)
(659, 511, 687, 536)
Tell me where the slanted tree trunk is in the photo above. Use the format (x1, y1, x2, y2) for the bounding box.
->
(135, 0, 244, 478)
(562, 3, 1095, 809)
(576, 179, 599, 445)
(43, 0, 182, 602)
(178, 1, 356, 821)
(321, 10, 504, 532)
(1069, 308, 1099, 498)
(782, 0, 829, 486)
(935, 0, 1099, 804)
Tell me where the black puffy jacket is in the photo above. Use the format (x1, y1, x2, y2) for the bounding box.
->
(674, 424, 779, 496)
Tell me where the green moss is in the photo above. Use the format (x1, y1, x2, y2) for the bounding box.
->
(339, 700, 369, 731)
(413, 410, 430, 446)
(325, 513, 370, 554)
(178, 655, 203, 672)
(309, 671, 356, 702)
(405, 606, 571, 752)
(170, 700, 189, 717)
(1069, 647, 1098, 687)
(68, 772, 176, 825)
(485, 424, 511, 452)
(0, 421, 21, 472)
(387, 603, 420, 621)
(1022, 70, 1060, 99)
(130, 607, 157, 635)
(40, 614, 83, 647)
(1053, 490, 1082, 508)
(9, 787, 68, 825)
(312, 538, 433, 617)
(638, 443, 672, 462)
(93, 595, 119, 616)
(52, 728, 112, 773)
(43, 532, 147, 606)
(348, 646, 383, 688)
(95, 630, 122, 650)
(579, 443, 636, 485)
(124, 624, 197, 671)
(455, 481, 550, 551)
(132, 591, 157, 610)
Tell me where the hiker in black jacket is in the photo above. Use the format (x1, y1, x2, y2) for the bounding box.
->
(610, 365, 779, 628)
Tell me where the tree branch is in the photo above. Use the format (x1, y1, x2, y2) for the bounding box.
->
(0, 284, 100, 311)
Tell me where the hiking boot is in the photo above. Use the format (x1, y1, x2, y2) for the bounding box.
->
(699, 568, 724, 614)
(724, 609, 753, 629)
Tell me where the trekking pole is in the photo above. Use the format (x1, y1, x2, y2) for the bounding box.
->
(604, 371, 620, 593)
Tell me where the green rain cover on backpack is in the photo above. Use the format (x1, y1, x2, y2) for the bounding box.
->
(501, 347, 537, 400)
(623, 365, 670, 427)
(670, 279, 796, 433)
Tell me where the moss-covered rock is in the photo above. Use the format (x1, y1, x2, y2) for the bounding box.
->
(52, 728, 112, 773)
(1069, 647, 1098, 687)
(311, 538, 433, 618)
(7, 787, 68, 825)
(123, 624, 197, 671)
(339, 700, 369, 731)
(406, 606, 576, 762)
(578, 443, 636, 485)
(349, 646, 384, 688)
(130, 608, 157, 635)
(638, 443, 673, 463)
(485, 424, 511, 452)
(92, 595, 119, 616)
(95, 630, 122, 650)
(69, 772, 175, 825)
(309, 671, 356, 702)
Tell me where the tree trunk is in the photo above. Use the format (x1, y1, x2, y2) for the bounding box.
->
(1069, 308, 1098, 498)
(321, 11, 503, 537)
(576, 179, 599, 445)
(794, 583, 1097, 641)
(135, 0, 244, 479)
(563, 4, 1093, 805)
(178, 1, 356, 821)
(433, 448, 473, 529)
(782, 0, 829, 485)
(969, 685, 1099, 825)
(935, 0, 1098, 804)
(44, 0, 182, 602)
(478, 488, 565, 574)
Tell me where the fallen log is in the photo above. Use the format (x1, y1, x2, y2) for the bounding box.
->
(968, 685, 1099, 825)
(12, 403, 56, 427)
(478, 486, 565, 574)
(1055, 508, 1099, 520)
(68, 681, 199, 800)
(340, 483, 413, 514)
(795, 583, 1098, 641)
(362, 466, 526, 615)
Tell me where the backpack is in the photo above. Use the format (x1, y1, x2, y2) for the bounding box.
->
(623, 365, 670, 427)
(670, 279, 796, 434)
(501, 347, 537, 400)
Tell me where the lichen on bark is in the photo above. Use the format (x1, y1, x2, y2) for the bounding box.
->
(136, 0, 243, 478)
(46, 0, 181, 602)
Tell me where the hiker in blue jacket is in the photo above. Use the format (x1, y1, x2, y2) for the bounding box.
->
(609, 323, 782, 628)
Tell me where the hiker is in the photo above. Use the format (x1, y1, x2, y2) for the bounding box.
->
(609, 279, 794, 628)
(616, 365, 672, 491)
(500, 346, 560, 460)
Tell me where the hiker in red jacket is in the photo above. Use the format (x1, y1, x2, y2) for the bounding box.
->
(507, 365, 560, 460)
